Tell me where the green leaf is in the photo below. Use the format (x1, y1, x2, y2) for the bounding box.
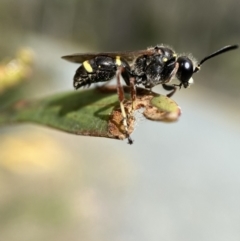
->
(0, 86, 181, 141)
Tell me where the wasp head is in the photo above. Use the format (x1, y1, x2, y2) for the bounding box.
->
(176, 56, 194, 88)
(176, 44, 238, 89)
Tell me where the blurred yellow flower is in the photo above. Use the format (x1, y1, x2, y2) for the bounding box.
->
(0, 48, 34, 94)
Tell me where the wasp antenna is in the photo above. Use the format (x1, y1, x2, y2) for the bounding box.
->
(194, 44, 238, 73)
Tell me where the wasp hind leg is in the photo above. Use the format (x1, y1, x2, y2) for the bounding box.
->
(119, 67, 136, 115)
(116, 67, 134, 144)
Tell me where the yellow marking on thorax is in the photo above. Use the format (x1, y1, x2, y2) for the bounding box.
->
(83, 60, 93, 73)
(115, 56, 122, 66)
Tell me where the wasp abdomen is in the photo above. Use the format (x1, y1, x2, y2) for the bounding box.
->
(74, 56, 130, 89)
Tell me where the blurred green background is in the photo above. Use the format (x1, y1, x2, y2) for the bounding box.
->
(0, 1, 240, 241)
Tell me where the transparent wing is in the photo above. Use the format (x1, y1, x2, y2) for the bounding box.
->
(61, 49, 155, 64)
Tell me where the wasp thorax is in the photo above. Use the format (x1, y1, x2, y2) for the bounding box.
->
(176, 56, 194, 88)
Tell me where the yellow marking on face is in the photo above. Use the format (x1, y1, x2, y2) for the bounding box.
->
(173, 53, 177, 57)
(83, 60, 93, 73)
(116, 56, 122, 66)
(163, 57, 168, 62)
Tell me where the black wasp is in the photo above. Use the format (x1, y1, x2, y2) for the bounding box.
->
(62, 44, 238, 144)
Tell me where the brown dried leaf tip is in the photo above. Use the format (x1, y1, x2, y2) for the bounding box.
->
(107, 87, 181, 140)
(107, 104, 135, 140)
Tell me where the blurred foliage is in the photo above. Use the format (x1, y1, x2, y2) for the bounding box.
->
(0, 48, 34, 94)
(0, 86, 180, 142)
(0, 0, 239, 52)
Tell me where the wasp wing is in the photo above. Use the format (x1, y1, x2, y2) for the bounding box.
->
(61, 49, 155, 64)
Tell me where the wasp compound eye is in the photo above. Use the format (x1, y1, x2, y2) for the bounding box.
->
(176, 56, 194, 87)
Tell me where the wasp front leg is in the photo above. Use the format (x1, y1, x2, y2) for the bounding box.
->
(162, 84, 178, 97)
(162, 62, 179, 97)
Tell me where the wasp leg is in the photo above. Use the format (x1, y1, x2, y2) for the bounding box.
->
(118, 67, 136, 114)
(116, 67, 133, 144)
(162, 84, 177, 98)
(129, 77, 136, 113)
(162, 62, 180, 97)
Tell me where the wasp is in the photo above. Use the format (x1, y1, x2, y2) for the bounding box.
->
(62, 44, 238, 144)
